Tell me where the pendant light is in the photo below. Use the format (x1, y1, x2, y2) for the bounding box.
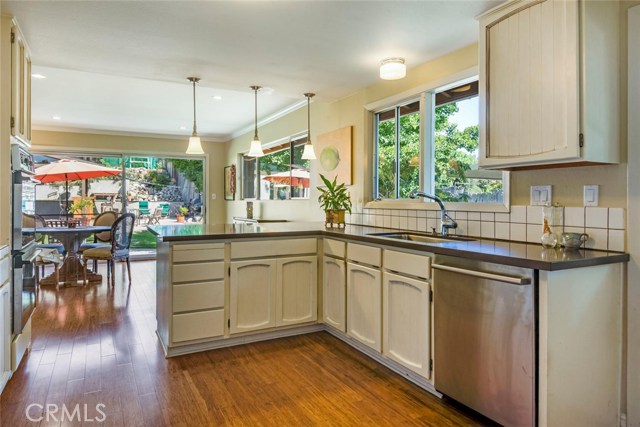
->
(186, 77, 204, 155)
(301, 93, 316, 160)
(247, 85, 264, 157)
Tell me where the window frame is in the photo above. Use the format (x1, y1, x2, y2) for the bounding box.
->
(366, 67, 510, 212)
(240, 133, 310, 201)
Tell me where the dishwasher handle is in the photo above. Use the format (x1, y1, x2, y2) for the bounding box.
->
(432, 264, 531, 285)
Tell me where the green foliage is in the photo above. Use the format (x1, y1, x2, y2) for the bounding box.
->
(179, 206, 189, 216)
(147, 169, 172, 190)
(131, 230, 157, 249)
(168, 159, 204, 192)
(68, 197, 93, 213)
(376, 99, 502, 202)
(317, 174, 352, 213)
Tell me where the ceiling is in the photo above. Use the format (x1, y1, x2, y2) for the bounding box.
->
(1, 1, 503, 141)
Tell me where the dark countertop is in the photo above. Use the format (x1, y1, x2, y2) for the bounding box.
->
(148, 222, 629, 271)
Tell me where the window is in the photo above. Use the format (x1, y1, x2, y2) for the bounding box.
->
(374, 80, 504, 204)
(241, 136, 311, 200)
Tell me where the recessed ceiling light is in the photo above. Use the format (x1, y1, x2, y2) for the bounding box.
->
(179, 126, 187, 130)
(212, 95, 222, 101)
(32, 73, 46, 79)
(52, 116, 61, 120)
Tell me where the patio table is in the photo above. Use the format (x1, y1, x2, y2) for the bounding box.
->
(26, 225, 111, 286)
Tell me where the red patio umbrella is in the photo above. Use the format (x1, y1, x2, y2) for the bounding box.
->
(34, 159, 122, 220)
(262, 169, 310, 188)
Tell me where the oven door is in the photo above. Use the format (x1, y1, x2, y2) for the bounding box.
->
(13, 246, 38, 335)
(13, 174, 36, 251)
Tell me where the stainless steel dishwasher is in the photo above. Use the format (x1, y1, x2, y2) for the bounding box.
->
(433, 256, 535, 427)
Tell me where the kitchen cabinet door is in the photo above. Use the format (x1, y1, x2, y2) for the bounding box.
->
(479, 0, 619, 169)
(347, 262, 382, 352)
(383, 272, 431, 379)
(0, 282, 10, 390)
(229, 259, 277, 334)
(276, 256, 317, 327)
(323, 257, 346, 333)
(10, 21, 31, 145)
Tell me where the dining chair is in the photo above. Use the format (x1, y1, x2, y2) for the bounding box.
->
(23, 214, 64, 285)
(82, 213, 135, 286)
(79, 210, 118, 271)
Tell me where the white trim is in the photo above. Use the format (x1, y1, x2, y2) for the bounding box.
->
(230, 99, 308, 139)
(364, 199, 509, 213)
(365, 66, 479, 112)
(33, 125, 229, 143)
(31, 144, 207, 160)
(627, 6, 640, 427)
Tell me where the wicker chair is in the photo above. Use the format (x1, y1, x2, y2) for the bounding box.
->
(82, 213, 135, 286)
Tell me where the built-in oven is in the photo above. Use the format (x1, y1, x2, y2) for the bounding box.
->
(11, 143, 38, 335)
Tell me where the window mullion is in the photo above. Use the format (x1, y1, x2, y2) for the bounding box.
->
(423, 92, 435, 195)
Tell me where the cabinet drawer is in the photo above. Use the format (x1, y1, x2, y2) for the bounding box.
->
(172, 309, 224, 343)
(347, 243, 381, 267)
(173, 243, 224, 263)
(173, 280, 224, 313)
(173, 262, 224, 283)
(323, 239, 345, 258)
(231, 238, 316, 259)
(384, 250, 431, 280)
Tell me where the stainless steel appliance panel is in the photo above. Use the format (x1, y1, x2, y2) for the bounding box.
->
(13, 246, 37, 334)
(433, 257, 535, 427)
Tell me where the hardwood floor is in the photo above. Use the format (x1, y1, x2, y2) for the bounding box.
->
(1, 261, 493, 426)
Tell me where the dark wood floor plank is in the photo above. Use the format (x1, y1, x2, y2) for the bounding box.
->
(1, 260, 493, 427)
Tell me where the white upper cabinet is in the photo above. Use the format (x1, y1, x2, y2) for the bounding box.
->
(478, 0, 620, 169)
(10, 18, 31, 146)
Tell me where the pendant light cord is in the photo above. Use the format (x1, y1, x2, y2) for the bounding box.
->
(304, 93, 315, 143)
(188, 77, 201, 137)
(251, 85, 261, 140)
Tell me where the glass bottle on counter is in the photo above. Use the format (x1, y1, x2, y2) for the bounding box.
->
(541, 218, 558, 248)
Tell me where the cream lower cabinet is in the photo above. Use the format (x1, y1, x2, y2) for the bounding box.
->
(382, 272, 431, 379)
(230, 255, 317, 333)
(323, 257, 346, 332)
(0, 246, 12, 393)
(229, 259, 277, 334)
(277, 256, 317, 327)
(346, 262, 382, 352)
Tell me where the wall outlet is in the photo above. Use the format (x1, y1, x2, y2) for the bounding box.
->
(211, 193, 217, 200)
(584, 185, 599, 206)
(530, 185, 552, 206)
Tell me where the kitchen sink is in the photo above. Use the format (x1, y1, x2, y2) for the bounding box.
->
(367, 232, 477, 244)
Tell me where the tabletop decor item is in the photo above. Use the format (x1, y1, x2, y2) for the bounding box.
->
(541, 218, 557, 248)
(560, 232, 589, 249)
(317, 174, 351, 228)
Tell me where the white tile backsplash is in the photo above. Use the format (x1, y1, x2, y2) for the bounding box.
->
(564, 207, 585, 227)
(495, 222, 510, 240)
(510, 223, 527, 242)
(608, 229, 625, 252)
(609, 208, 625, 230)
(358, 203, 626, 251)
(586, 207, 608, 228)
(527, 206, 543, 225)
(510, 206, 527, 223)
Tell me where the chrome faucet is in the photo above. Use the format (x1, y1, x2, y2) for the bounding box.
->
(410, 191, 458, 236)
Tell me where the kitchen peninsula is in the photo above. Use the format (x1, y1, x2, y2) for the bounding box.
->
(150, 222, 628, 427)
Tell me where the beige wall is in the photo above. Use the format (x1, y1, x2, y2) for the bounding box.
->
(31, 130, 228, 225)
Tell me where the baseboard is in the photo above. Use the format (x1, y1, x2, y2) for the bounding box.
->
(0, 370, 12, 395)
(11, 317, 32, 371)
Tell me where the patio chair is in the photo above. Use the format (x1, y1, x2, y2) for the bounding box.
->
(138, 200, 150, 215)
(23, 214, 64, 284)
(147, 207, 163, 225)
(160, 203, 170, 218)
(82, 213, 135, 286)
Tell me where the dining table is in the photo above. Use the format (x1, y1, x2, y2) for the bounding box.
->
(27, 225, 111, 286)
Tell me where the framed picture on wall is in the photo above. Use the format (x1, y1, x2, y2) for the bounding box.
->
(224, 165, 236, 201)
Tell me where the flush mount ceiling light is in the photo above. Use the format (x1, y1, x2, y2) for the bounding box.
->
(301, 93, 316, 160)
(247, 85, 264, 157)
(185, 77, 204, 155)
(379, 57, 406, 80)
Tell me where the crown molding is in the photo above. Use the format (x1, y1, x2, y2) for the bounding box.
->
(32, 124, 230, 143)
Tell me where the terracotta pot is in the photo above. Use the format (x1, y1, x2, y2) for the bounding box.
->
(325, 209, 346, 228)
(176, 215, 185, 223)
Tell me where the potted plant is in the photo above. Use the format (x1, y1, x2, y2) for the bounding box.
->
(68, 196, 94, 225)
(317, 174, 352, 228)
(176, 205, 189, 223)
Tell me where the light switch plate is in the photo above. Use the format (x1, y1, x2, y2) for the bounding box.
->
(584, 185, 599, 206)
(211, 193, 217, 200)
(530, 185, 552, 206)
